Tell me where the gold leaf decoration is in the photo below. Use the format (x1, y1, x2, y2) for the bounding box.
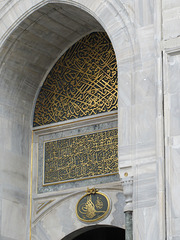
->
(44, 129, 118, 185)
(33, 32, 117, 127)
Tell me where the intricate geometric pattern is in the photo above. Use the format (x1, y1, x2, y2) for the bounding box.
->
(33, 32, 117, 127)
(44, 129, 118, 184)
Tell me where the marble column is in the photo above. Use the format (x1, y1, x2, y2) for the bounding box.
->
(121, 177, 133, 240)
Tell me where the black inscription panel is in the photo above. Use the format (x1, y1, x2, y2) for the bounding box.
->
(44, 129, 118, 184)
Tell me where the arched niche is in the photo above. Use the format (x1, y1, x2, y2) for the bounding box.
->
(32, 31, 119, 192)
(0, 1, 134, 239)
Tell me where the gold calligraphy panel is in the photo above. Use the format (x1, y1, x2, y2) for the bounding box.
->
(33, 32, 117, 127)
(44, 129, 118, 184)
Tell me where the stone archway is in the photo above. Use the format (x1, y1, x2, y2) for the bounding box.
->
(0, 1, 135, 240)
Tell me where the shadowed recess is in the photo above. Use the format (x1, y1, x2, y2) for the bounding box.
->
(61, 225, 125, 240)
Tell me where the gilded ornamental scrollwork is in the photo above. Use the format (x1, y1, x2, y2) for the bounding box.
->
(76, 188, 111, 223)
(44, 129, 118, 185)
(33, 32, 117, 127)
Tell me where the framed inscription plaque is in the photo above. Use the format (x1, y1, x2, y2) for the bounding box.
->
(76, 188, 110, 223)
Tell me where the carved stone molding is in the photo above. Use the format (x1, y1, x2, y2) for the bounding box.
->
(121, 177, 133, 212)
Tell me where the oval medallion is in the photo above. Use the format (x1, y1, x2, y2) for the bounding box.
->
(76, 190, 110, 223)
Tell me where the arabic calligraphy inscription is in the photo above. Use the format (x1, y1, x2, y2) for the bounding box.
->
(33, 32, 117, 127)
(76, 190, 110, 222)
(44, 129, 118, 185)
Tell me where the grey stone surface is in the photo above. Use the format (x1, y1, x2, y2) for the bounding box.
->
(164, 53, 180, 240)
(125, 211, 133, 240)
(31, 186, 125, 239)
(37, 119, 118, 193)
(0, 0, 179, 239)
(111, 192, 125, 228)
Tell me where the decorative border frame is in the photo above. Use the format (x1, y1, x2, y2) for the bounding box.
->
(42, 128, 118, 186)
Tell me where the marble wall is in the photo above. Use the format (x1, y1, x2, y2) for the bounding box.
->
(163, 53, 180, 240)
(31, 185, 125, 239)
(0, 0, 179, 239)
(162, 2, 180, 240)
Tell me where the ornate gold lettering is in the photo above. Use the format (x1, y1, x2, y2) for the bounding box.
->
(44, 129, 118, 184)
(33, 32, 117, 127)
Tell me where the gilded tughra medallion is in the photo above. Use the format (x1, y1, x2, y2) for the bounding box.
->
(76, 188, 110, 223)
